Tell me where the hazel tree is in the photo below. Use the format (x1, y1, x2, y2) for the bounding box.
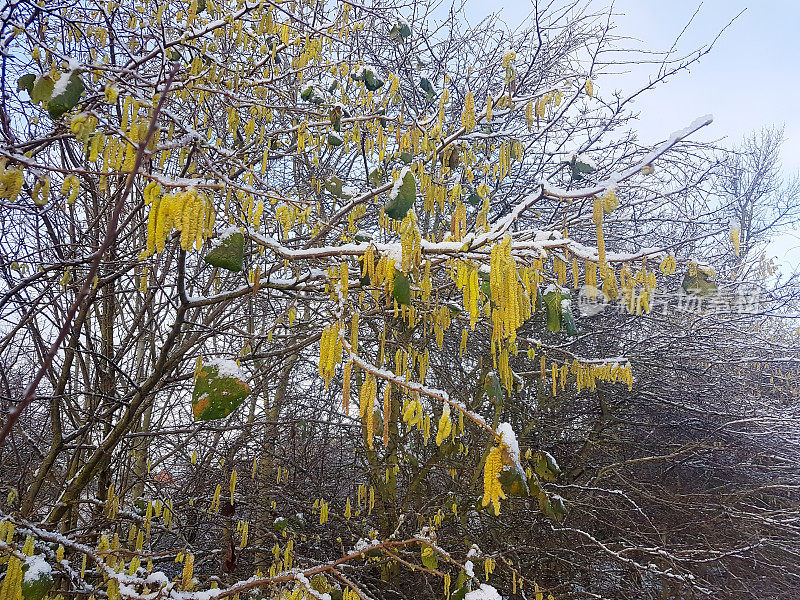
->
(0, 0, 763, 599)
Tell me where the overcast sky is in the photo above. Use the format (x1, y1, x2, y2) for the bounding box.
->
(468, 1, 799, 167)
(467, 0, 800, 265)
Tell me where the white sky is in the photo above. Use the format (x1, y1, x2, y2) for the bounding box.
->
(466, 0, 800, 266)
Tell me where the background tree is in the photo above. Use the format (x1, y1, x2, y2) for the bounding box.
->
(1, 1, 798, 600)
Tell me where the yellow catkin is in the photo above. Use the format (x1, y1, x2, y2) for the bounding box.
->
(659, 255, 676, 275)
(481, 445, 506, 515)
(461, 91, 476, 132)
(572, 257, 580, 289)
(240, 521, 248, 548)
(489, 236, 522, 344)
(319, 322, 342, 388)
(181, 552, 194, 590)
(525, 100, 534, 130)
(319, 500, 328, 524)
(535, 96, 546, 118)
(436, 406, 452, 446)
(143, 188, 211, 256)
(400, 211, 422, 272)
(603, 269, 619, 301)
(602, 189, 619, 213)
(211, 484, 221, 512)
(730, 226, 741, 256)
(89, 132, 105, 162)
(360, 375, 377, 449)
(342, 360, 352, 412)
(383, 384, 391, 443)
(0, 165, 24, 200)
(596, 229, 606, 271)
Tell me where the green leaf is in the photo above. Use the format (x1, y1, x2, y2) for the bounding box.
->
(192, 361, 251, 421)
(451, 584, 469, 600)
(498, 464, 530, 497)
(310, 575, 329, 595)
(363, 70, 384, 92)
(682, 269, 718, 296)
(327, 132, 344, 147)
(527, 473, 543, 497)
(399, 151, 413, 164)
(300, 83, 326, 105)
(351, 67, 384, 91)
(21, 569, 52, 600)
(421, 546, 438, 569)
(389, 19, 411, 41)
(536, 489, 566, 521)
(480, 279, 492, 302)
(368, 167, 384, 187)
(204, 231, 244, 272)
(533, 451, 561, 482)
(537, 490, 554, 518)
(197, 0, 206, 13)
(561, 298, 579, 336)
(391, 270, 411, 305)
(535, 286, 544, 312)
(17, 74, 35, 94)
(419, 77, 435, 102)
(543, 289, 563, 333)
(550, 494, 567, 521)
(568, 158, 595, 181)
(47, 71, 85, 119)
(483, 372, 503, 403)
(273, 517, 289, 532)
(324, 176, 353, 199)
(291, 514, 308, 529)
(384, 170, 416, 219)
(30, 76, 54, 105)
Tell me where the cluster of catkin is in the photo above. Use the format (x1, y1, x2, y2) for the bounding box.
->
(456, 261, 481, 330)
(318, 322, 342, 388)
(142, 183, 214, 256)
(489, 236, 524, 343)
(399, 210, 422, 273)
(0, 162, 24, 200)
(461, 91, 476, 132)
(482, 444, 506, 516)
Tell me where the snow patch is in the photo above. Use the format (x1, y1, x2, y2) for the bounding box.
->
(353, 538, 381, 552)
(464, 560, 475, 578)
(465, 584, 502, 600)
(23, 555, 51, 582)
(543, 283, 564, 295)
(497, 422, 520, 465)
(388, 166, 412, 201)
(145, 571, 169, 586)
(211, 226, 239, 248)
(205, 357, 244, 379)
(51, 71, 72, 98)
